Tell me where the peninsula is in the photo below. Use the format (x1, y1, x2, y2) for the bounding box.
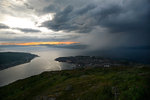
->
(55, 56, 134, 68)
(0, 52, 38, 70)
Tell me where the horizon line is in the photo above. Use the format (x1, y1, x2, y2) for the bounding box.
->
(0, 41, 80, 46)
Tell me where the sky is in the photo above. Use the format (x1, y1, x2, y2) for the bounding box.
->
(0, 0, 150, 50)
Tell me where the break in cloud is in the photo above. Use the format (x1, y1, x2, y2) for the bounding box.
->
(0, 0, 150, 49)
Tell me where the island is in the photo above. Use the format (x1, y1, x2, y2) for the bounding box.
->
(0, 52, 38, 70)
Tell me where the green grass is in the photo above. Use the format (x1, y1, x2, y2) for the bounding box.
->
(0, 66, 150, 100)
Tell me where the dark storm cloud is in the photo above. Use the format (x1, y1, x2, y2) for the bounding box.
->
(41, 0, 150, 35)
(97, 5, 150, 34)
(24, 2, 34, 10)
(42, 5, 75, 31)
(0, 23, 10, 29)
(42, 4, 96, 33)
(14, 28, 41, 33)
(42, 4, 59, 13)
(76, 4, 97, 15)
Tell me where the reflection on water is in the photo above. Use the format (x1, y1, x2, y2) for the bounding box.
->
(0, 46, 78, 86)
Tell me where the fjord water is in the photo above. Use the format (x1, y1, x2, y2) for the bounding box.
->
(0, 46, 149, 86)
(0, 46, 78, 86)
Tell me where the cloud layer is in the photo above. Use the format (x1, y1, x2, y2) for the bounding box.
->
(0, 0, 149, 50)
(41, 0, 150, 34)
(0, 23, 10, 29)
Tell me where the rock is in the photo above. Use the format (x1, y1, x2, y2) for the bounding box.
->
(55, 93, 59, 96)
(77, 98, 80, 100)
(48, 97, 56, 100)
(80, 75, 88, 78)
(71, 93, 74, 96)
(42, 96, 48, 100)
(35, 96, 41, 100)
(88, 84, 92, 86)
(35, 96, 56, 100)
(65, 85, 73, 91)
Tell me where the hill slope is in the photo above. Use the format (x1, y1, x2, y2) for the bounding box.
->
(0, 66, 150, 100)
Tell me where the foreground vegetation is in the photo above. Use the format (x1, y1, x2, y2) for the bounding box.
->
(0, 66, 150, 100)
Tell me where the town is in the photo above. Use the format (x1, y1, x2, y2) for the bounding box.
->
(55, 56, 133, 68)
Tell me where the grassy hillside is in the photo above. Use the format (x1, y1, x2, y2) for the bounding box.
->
(0, 66, 150, 100)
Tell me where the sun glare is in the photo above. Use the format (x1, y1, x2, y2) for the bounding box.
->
(3, 16, 35, 28)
